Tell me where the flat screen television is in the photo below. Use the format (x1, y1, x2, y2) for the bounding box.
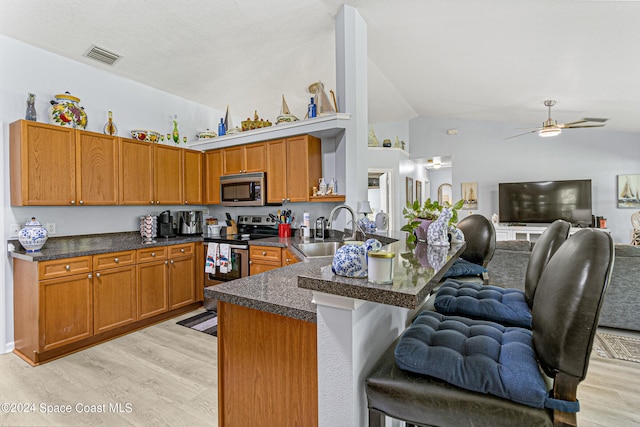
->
(498, 179, 592, 226)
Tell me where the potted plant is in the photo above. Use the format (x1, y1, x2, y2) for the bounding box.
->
(401, 198, 464, 244)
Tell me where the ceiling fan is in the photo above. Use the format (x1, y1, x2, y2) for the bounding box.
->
(505, 100, 608, 139)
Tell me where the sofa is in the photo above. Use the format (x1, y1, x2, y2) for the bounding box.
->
(486, 240, 640, 332)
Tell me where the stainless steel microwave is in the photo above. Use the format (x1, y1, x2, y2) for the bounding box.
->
(220, 172, 266, 206)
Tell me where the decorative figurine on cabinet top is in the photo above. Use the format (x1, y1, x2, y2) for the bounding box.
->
(25, 93, 37, 121)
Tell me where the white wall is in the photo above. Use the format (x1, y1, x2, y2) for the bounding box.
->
(0, 35, 229, 352)
(409, 116, 640, 243)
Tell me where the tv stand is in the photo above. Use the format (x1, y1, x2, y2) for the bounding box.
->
(494, 224, 610, 242)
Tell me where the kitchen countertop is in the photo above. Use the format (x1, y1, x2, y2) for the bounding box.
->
(206, 231, 465, 323)
(8, 232, 204, 262)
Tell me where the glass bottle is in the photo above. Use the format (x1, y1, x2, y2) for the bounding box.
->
(308, 97, 317, 118)
(218, 118, 226, 136)
(172, 115, 179, 144)
(25, 93, 37, 121)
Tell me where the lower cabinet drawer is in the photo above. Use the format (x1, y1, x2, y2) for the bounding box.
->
(93, 250, 136, 270)
(38, 256, 92, 280)
(250, 246, 282, 263)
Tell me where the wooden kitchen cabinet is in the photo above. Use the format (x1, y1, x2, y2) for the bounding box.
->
(250, 245, 282, 275)
(282, 248, 300, 267)
(76, 131, 119, 205)
(266, 135, 321, 204)
(154, 143, 183, 204)
(92, 251, 137, 334)
(119, 138, 183, 205)
(223, 142, 265, 175)
(183, 148, 204, 205)
(10, 120, 118, 206)
(204, 149, 223, 204)
(93, 264, 137, 334)
(119, 137, 154, 205)
(13, 243, 199, 365)
(168, 244, 196, 309)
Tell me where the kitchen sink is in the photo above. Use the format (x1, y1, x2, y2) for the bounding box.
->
(296, 241, 343, 258)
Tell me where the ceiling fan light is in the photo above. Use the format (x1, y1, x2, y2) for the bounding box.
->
(539, 127, 561, 138)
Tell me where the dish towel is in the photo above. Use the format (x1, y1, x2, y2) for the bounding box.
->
(219, 243, 230, 274)
(205, 243, 218, 274)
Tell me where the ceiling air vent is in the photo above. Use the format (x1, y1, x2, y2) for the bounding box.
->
(84, 45, 121, 66)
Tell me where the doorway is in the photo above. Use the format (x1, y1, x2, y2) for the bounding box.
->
(368, 168, 395, 231)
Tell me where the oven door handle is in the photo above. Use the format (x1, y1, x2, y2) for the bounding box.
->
(205, 242, 248, 250)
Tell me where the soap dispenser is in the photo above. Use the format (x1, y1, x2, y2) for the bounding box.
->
(315, 217, 325, 240)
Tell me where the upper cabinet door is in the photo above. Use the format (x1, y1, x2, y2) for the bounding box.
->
(119, 138, 154, 205)
(223, 146, 244, 175)
(76, 131, 119, 205)
(266, 139, 287, 204)
(243, 143, 266, 173)
(183, 149, 203, 205)
(154, 144, 183, 205)
(10, 121, 76, 206)
(204, 150, 223, 204)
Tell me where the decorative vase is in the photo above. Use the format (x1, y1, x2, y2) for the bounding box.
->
(18, 217, 48, 252)
(48, 92, 88, 129)
(25, 93, 37, 121)
(414, 218, 433, 242)
(103, 110, 118, 136)
(172, 116, 180, 144)
(331, 239, 382, 278)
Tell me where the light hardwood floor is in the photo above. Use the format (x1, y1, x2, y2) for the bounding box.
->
(0, 311, 638, 427)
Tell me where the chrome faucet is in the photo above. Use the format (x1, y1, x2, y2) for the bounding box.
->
(328, 204, 357, 241)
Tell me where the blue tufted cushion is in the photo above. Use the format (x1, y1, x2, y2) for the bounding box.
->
(434, 280, 532, 328)
(395, 310, 548, 408)
(443, 258, 487, 278)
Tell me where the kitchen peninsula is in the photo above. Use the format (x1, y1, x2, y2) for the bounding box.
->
(205, 235, 465, 426)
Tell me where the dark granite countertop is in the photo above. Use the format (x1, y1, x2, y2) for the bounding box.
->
(8, 232, 204, 262)
(206, 230, 465, 323)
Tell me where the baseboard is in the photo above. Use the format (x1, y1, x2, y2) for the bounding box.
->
(3, 340, 15, 354)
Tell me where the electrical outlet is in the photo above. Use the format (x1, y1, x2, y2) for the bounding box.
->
(10, 224, 20, 237)
(46, 223, 56, 234)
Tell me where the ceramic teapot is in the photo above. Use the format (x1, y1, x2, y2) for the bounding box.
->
(18, 217, 48, 252)
(48, 92, 88, 129)
(331, 238, 382, 278)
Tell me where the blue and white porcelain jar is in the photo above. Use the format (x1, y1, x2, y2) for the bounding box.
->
(18, 217, 48, 252)
(331, 238, 382, 278)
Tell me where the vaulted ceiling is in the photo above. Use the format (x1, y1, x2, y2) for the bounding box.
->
(2, 0, 640, 134)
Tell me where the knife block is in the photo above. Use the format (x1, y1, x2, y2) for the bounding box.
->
(226, 220, 238, 235)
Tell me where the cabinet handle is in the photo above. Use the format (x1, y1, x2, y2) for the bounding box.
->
(156, 200, 160, 204)
(262, 251, 267, 256)
(180, 248, 185, 253)
(151, 252, 156, 257)
(79, 200, 84, 205)
(65, 265, 71, 271)
(184, 201, 188, 204)
(114, 257, 119, 263)
(249, 260, 253, 265)
(70, 200, 76, 205)
(165, 260, 169, 265)
(150, 201, 155, 204)
(285, 259, 291, 264)
(170, 260, 174, 264)
(96, 272, 101, 278)
(88, 274, 92, 279)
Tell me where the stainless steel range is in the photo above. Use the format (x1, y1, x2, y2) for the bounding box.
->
(203, 215, 279, 311)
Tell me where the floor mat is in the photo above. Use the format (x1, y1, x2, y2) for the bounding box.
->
(177, 311, 217, 336)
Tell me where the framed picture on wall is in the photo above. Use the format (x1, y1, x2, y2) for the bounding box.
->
(461, 182, 478, 210)
(618, 174, 640, 208)
(406, 177, 414, 204)
(416, 180, 422, 205)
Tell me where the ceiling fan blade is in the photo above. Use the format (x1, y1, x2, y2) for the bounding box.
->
(504, 129, 538, 140)
(563, 124, 606, 129)
(582, 117, 608, 123)
(560, 119, 588, 128)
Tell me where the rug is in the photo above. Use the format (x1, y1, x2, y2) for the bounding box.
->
(177, 311, 217, 337)
(592, 332, 640, 363)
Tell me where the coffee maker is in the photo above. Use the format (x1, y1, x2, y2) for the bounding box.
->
(177, 210, 203, 235)
(158, 210, 176, 238)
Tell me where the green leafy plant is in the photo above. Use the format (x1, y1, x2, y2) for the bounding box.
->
(401, 198, 464, 243)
